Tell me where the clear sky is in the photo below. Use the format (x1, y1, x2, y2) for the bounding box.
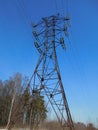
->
(0, 0, 98, 127)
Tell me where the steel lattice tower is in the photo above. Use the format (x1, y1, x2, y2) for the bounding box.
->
(29, 14, 74, 130)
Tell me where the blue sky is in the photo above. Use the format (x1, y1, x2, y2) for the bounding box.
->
(0, 0, 98, 127)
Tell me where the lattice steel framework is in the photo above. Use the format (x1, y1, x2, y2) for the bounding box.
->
(29, 14, 74, 130)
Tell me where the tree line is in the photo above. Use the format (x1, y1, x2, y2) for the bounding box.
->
(0, 73, 47, 130)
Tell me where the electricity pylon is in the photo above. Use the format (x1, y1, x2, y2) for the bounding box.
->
(30, 13, 74, 130)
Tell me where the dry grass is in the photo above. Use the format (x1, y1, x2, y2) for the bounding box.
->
(0, 121, 98, 130)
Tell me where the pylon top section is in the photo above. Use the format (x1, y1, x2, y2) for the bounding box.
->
(32, 13, 70, 55)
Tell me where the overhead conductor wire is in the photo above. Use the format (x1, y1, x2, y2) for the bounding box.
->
(63, 0, 90, 117)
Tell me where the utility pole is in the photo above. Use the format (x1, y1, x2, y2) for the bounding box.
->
(30, 13, 75, 130)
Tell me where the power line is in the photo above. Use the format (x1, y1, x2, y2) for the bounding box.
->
(54, 0, 58, 13)
(66, 27, 90, 107)
(15, 0, 31, 24)
(12, 0, 36, 54)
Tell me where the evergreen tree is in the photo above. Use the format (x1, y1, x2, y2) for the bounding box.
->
(0, 74, 47, 130)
